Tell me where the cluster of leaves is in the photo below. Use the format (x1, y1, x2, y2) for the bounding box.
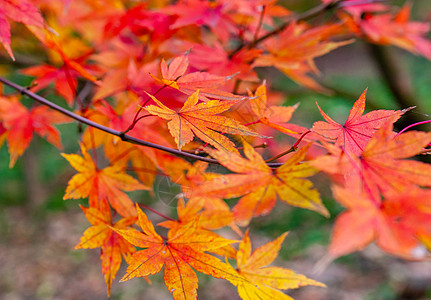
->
(1, 0, 431, 299)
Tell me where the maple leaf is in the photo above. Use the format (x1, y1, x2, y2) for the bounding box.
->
(144, 90, 259, 153)
(75, 200, 137, 297)
(188, 43, 261, 83)
(158, 197, 239, 258)
(329, 185, 431, 259)
(81, 99, 162, 187)
(91, 38, 155, 100)
(312, 89, 410, 155)
(253, 22, 352, 93)
(62, 143, 148, 217)
(0, 96, 67, 167)
(229, 231, 325, 300)
(341, 4, 431, 59)
(248, 82, 300, 136)
(22, 26, 99, 105)
(163, 0, 239, 43)
(113, 204, 242, 300)
(312, 121, 431, 199)
(158, 197, 235, 231)
(103, 4, 175, 43)
(153, 153, 242, 235)
(154, 153, 207, 189)
(195, 141, 328, 226)
(322, 0, 389, 19)
(22, 57, 97, 106)
(152, 54, 244, 101)
(0, 0, 44, 60)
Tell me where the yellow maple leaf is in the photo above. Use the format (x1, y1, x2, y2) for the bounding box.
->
(62, 143, 148, 217)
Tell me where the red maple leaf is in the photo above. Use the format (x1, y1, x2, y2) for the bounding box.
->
(312, 122, 431, 199)
(0, 0, 44, 60)
(0, 95, 67, 167)
(312, 89, 410, 155)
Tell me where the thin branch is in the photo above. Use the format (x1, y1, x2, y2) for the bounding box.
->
(0, 76, 284, 167)
(265, 130, 311, 163)
(122, 85, 167, 135)
(181, 142, 268, 154)
(229, 0, 340, 58)
(396, 120, 431, 136)
(253, 5, 266, 44)
(138, 203, 175, 221)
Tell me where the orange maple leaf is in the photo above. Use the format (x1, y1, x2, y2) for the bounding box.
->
(0, 0, 44, 60)
(253, 22, 352, 93)
(329, 185, 431, 259)
(312, 121, 431, 199)
(248, 82, 299, 135)
(75, 200, 137, 297)
(81, 100, 161, 188)
(144, 90, 259, 153)
(62, 144, 148, 217)
(152, 54, 244, 101)
(229, 231, 325, 300)
(113, 204, 242, 300)
(158, 197, 235, 232)
(157, 196, 239, 258)
(153, 153, 242, 233)
(195, 141, 328, 226)
(0, 96, 67, 167)
(312, 89, 409, 155)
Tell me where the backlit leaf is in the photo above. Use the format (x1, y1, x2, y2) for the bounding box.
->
(144, 90, 259, 153)
(195, 141, 328, 226)
(114, 205, 243, 300)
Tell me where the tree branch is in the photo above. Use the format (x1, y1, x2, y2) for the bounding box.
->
(0, 76, 285, 167)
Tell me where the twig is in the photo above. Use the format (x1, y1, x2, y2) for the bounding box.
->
(265, 130, 311, 163)
(253, 5, 266, 44)
(396, 120, 431, 136)
(122, 85, 167, 135)
(229, 0, 341, 59)
(138, 203, 175, 221)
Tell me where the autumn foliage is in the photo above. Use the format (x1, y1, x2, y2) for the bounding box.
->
(1, 0, 431, 299)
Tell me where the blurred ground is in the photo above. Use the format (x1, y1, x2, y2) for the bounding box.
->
(1, 204, 431, 300)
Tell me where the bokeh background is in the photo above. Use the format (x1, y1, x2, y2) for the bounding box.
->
(1, 1, 431, 299)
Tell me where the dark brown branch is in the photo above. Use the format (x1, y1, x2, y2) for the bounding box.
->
(0, 76, 285, 167)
